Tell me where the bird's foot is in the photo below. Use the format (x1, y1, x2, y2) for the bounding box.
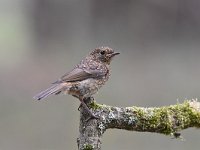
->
(85, 113, 99, 122)
(79, 97, 99, 121)
(78, 97, 93, 111)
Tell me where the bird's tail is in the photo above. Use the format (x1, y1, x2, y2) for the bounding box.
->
(33, 84, 64, 100)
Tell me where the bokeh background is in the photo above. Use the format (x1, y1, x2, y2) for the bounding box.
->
(1, 0, 200, 150)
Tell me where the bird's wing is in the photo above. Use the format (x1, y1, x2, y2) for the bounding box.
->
(53, 67, 106, 83)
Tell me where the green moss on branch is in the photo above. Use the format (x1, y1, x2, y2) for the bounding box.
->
(89, 100, 200, 136)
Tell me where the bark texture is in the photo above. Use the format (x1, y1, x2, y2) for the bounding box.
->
(77, 99, 200, 150)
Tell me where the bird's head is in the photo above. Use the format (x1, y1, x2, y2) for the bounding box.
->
(90, 47, 120, 65)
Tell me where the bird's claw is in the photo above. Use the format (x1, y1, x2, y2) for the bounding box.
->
(78, 104, 82, 111)
(85, 114, 99, 122)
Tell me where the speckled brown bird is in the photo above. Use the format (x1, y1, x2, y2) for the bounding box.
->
(33, 47, 119, 118)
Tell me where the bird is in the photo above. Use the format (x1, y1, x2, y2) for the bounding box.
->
(33, 47, 120, 119)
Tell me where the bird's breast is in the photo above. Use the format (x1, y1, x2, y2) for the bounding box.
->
(67, 76, 109, 98)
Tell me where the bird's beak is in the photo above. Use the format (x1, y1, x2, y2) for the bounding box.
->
(111, 52, 120, 57)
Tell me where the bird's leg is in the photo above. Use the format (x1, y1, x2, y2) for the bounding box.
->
(79, 97, 99, 120)
(78, 97, 94, 111)
(77, 97, 94, 111)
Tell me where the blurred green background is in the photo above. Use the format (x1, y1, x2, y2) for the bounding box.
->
(0, 0, 200, 150)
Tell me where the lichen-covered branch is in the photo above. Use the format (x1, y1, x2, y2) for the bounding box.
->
(77, 99, 200, 150)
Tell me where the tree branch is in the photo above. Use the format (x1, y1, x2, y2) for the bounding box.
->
(77, 99, 200, 150)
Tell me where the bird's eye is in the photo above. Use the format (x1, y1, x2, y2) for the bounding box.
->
(100, 51, 105, 55)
